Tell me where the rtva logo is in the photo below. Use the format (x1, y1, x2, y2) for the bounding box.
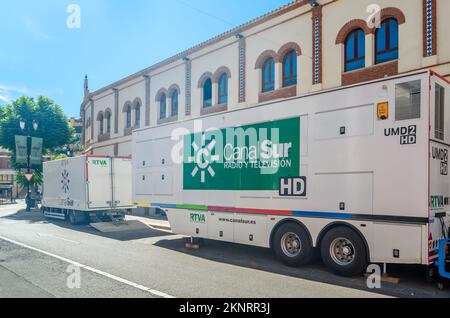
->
(92, 159, 108, 167)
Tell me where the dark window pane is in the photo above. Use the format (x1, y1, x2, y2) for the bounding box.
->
(282, 51, 297, 87)
(126, 107, 131, 128)
(135, 104, 140, 126)
(376, 19, 399, 64)
(171, 92, 178, 116)
(345, 29, 365, 72)
(160, 95, 166, 119)
(346, 33, 355, 60)
(357, 30, 365, 57)
(376, 23, 387, 52)
(203, 78, 212, 107)
(346, 59, 365, 72)
(218, 74, 228, 104)
(262, 58, 275, 92)
(389, 19, 399, 49)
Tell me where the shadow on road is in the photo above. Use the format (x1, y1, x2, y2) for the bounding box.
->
(154, 237, 449, 298)
(3, 207, 448, 298)
(2, 208, 175, 242)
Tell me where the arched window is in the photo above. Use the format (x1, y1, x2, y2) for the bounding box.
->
(105, 111, 111, 134)
(135, 102, 141, 127)
(218, 73, 228, 104)
(98, 114, 104, 135)
(160, 94, 167, 119)
(262, 58, 275, 93)
(203, 78, 212, 108)
(282, 50, 297, 87)
(345, 29, 365, 72)
(171, 90, 178, 117)
(375, 18, 399, 65)
(125, 105, 132, 128)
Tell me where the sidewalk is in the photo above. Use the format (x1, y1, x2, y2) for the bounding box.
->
(125, 215, 171, 232)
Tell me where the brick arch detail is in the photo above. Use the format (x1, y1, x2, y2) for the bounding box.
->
(254, 50, 279, 69)
(96, 111, 104, 121)
(131, 97, 143, 109)
(197, 72, 214, 88)
(155, 88, 169, 102)
(104, 108, 112, 118)
(277, 42, 302, 59)
(335, 19, 371, 45)
(122, 101, 132, 112)
(168, 84, 181, 96)
(213, 66, 232, 83)
(377, 7, 406, 28)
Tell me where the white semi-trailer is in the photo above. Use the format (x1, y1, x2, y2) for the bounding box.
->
(133, 71, 450, 277)
(42, 155, 133, 224)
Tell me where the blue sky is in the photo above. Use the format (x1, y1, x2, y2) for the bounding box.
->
(0, 0, 290, 117)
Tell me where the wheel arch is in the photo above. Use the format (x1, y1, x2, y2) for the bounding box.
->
(269, 218, 313, 249)
(316, 222, 371, 263)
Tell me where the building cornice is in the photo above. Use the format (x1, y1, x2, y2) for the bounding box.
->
(86, 0, 311, 98)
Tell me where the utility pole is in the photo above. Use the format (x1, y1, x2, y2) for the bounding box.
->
(19, 118, 38, 212)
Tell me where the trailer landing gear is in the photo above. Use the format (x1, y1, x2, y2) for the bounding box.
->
(185, 237, 203, 250)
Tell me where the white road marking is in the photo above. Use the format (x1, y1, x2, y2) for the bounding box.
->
(0, 235, 175, 298)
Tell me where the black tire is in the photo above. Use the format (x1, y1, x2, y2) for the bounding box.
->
(272, 222, 313, 267)
(69, 211, 78, 225)
(320, 227, 368, 277)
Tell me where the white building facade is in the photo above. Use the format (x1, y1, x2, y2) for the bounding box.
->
(81, 0, 450, 156)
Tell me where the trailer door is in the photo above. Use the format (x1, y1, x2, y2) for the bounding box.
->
(112, 158, 133, 208)
(87, 157, 113, 209)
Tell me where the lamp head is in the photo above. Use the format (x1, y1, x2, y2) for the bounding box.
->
(309, 0, 320, 8)
(19, 119, 25, 131)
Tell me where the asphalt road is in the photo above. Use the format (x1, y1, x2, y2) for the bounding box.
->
(0, 202, 448, 298)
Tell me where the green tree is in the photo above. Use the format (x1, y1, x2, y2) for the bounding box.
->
(52, 153, 68, 161)
(0, 96, 73, 187)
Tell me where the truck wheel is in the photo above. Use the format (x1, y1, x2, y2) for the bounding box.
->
(320, 227, 367, 277)
(69, 211, 78, 225)
(273, 223, 313, 267)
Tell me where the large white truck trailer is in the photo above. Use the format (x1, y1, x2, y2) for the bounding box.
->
(42, 155, 134, 224)
(133, 71, 450, 277)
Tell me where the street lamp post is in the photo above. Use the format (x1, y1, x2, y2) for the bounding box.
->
(20, 118, 38, 212)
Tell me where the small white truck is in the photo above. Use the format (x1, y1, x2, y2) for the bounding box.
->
(133, 71, 450, 277)
(42, 155, 134, 224)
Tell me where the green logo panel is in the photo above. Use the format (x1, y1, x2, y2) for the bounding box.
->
(183, 117, 300, 191)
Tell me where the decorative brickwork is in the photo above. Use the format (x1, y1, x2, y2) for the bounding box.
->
(144, 75, 151, 126)
(90, 99, 94, 140)
(185, 60, 192, 116)
(423, 0, 437, 57)
(197, 72, 214, 88)
(238, 37, 246, 103)
(200, 104, 228, 116)
(341, 60, 398, 86)
(113, 89, 119, 134)
(377, 7, 406, 27)
(157, 115, 178, 125)
(277, 42, 302, 58)
(335, 19, 372, 44)
(254, 50, 279, 69)
(131, 97, 143, 109)
(213, 66, 232, 83)
(155, 88, 169, 102)
(312, 6, 322, 85)
(258, 85, 297, 103)
(98, 133, 111, 142)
